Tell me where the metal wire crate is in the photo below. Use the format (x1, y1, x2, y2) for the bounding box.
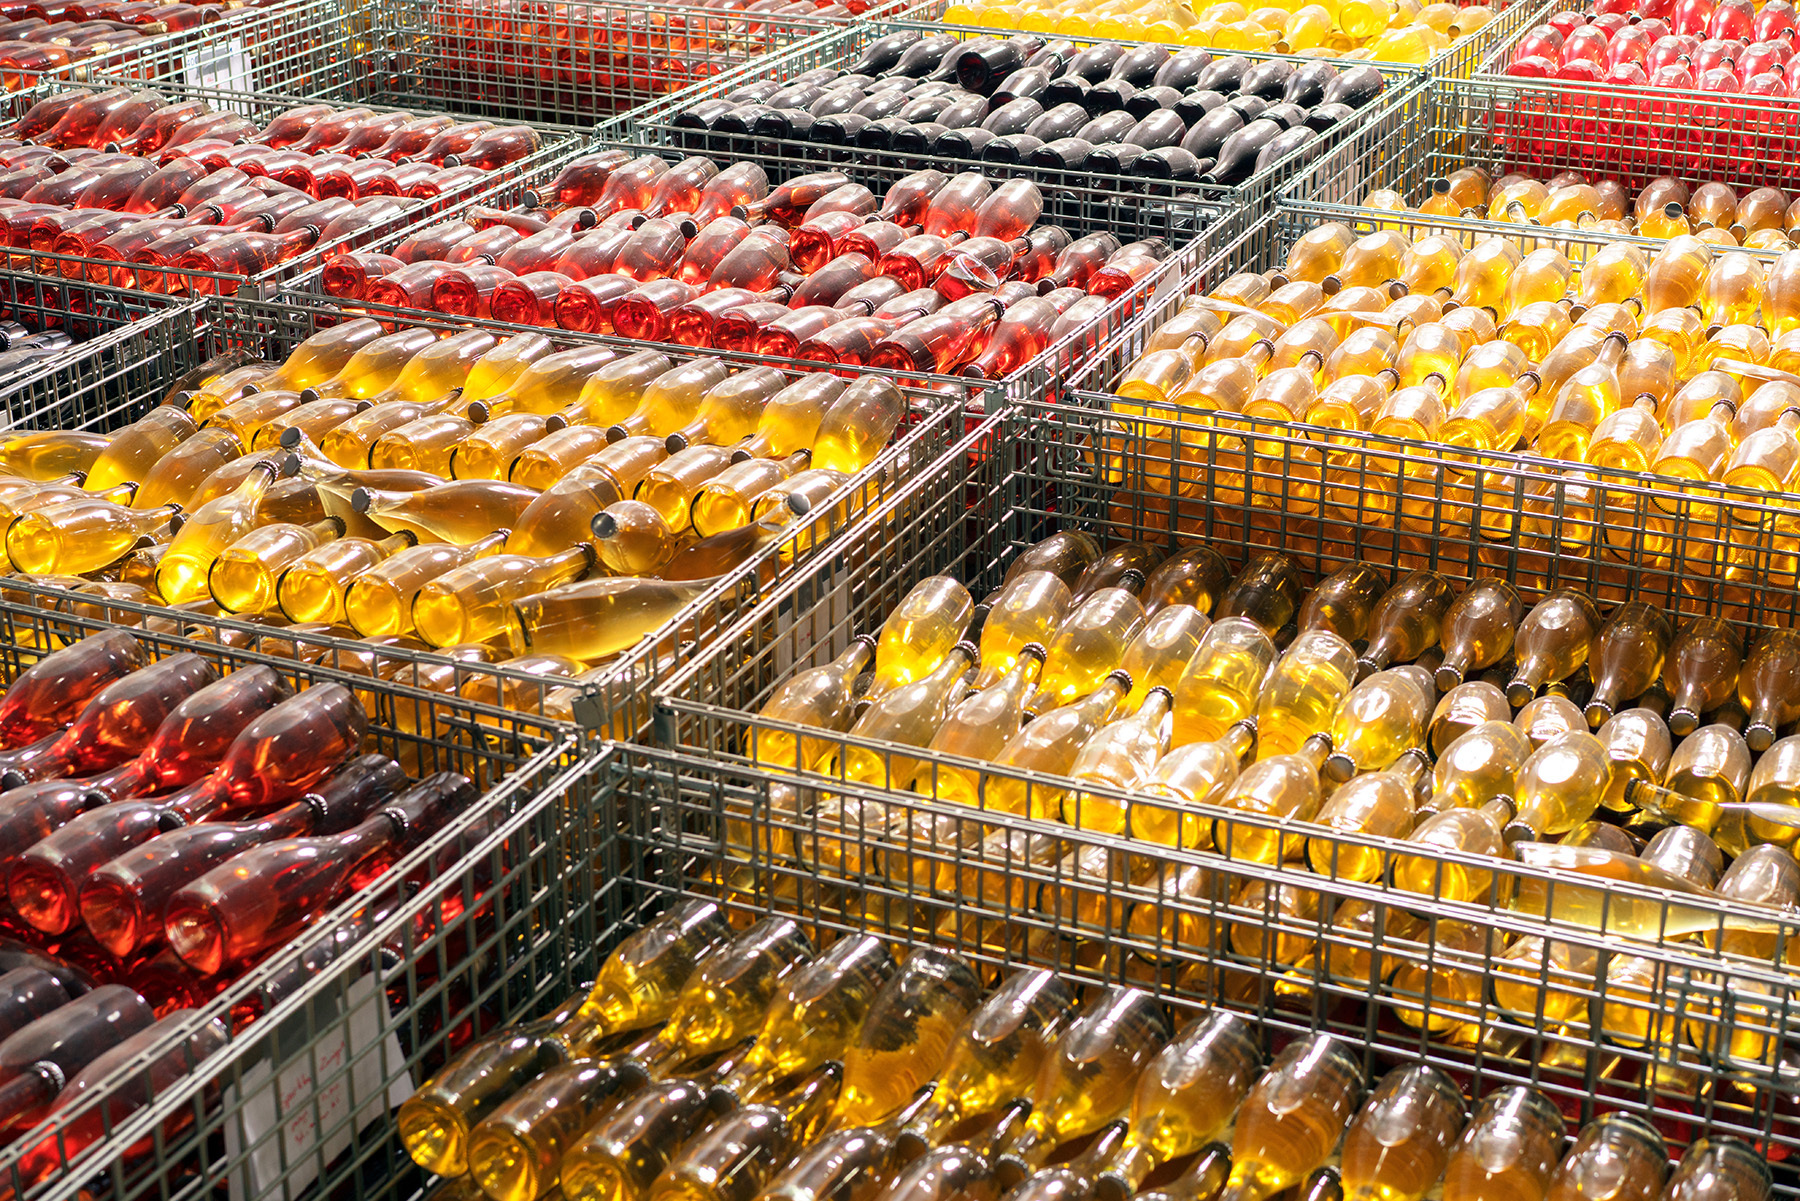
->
(1464, 0, 1800, 189)
(5, 288, 990, 741)
(92, 0, 874, 126)
(645, 400, 1800, 1176)
(595, 20, 1430, 250)
(0, 595, 622, 1201)
(0, 78, 585, 303)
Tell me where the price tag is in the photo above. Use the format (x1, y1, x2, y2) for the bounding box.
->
(223, 974, 413, 1201)
(183, 36, 254, 92)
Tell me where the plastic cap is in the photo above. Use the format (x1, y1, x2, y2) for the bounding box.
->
(350, 487, 374, 513)
(787, 492, 812, 517)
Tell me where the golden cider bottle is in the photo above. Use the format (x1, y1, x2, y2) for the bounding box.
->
(865, 575, 975, 704)
(831, 949, 984, 1129)
(1338, 1064, 1466, 1201)
(1215, 1035, 1364, 1201)
(1428, 681, 1511, 756)
(1171, 617, 1277, 746)
(1441, 1088, 1565, 1201)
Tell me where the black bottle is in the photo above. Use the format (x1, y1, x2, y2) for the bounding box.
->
(1282, 60, 1340, 106)
(766, 82, 826, 110)
(671, 99, 734, 130)
(1024, 102, 1090, 142)
(1179, 105, 1243, 158)
(1238, 59, 1294, 99)
(898, 94, 955, 123)
(1154, 48, 1214, 91)
(1194, 55, 1251, 91)
(1042, 74, 1091, 110)
(1255, 124, 1319, 173)
(1131, 146, 1204, 181)
(1123, 109, 1186, 149)
(982, 133, 1045, 164)
(1324, 65, 1386, 107)
(857, 116, 914, 150)
(724, 80, 782, 104)
(1065, 42, 1127, 81)
(1202, 118, 1282, 185)
(980, 97, 1045, 135)
(811, 87, 867, 117)
(1076, 110, 1136, 144)
(1107, 43, 1170, 87)
(1172, 89, 1227, 125)
(936, 94, 991, 129)
(851, 90, 912, 120)
(1126, 85, 1183, 118)
(957, 38, 1031, 93)
(1225, 94, 1269, 121)
(1259, 102, 1308, 129)
(1305, 101, 1356, 133)
(932, 36, 999, 80)
(992, 65, 1056, 107)
(852, 30, 925, 75)
(932, 126, 997, 157)
(1087, 78, 1138, 112)
(1029, 136, 1094, 170)
(892, 122, 947, 154)
(892, 33, 961, 77)
(1086, 142, 1147, 173)
(810, 113, 872, 144)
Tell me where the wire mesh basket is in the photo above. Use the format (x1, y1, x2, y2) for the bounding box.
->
(93, 0, 881, 126)
(0, 595, 622, 1201)
(3, 289, 990, 740)
(595, 19, 1431, 249)
(644, 399, 1800, 1179)
(1467, 0, 1800, 189)
(0, 78, 586, 302)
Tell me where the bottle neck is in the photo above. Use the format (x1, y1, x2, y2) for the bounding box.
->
(0, 1067, 55, 1129)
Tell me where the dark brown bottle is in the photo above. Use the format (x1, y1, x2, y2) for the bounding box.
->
(0, 984, 156, 1132)
(0, 630, 145, 749)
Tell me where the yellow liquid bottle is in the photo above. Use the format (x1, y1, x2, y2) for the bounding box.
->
(712, 933, 896, 1109)
(647, 1065, 843, 1201)
(1768, 251, 1800, 338)
(894, 968, 1077, 1156)
(506, 576, 715, 665)
(1662, 1141, 1771, 1201)
(1297, 563, 1387, 643)
(1217, 551, 1303, 635)
(1663, 616, 1744, 737)
(1323, 230, 1412, 295)
(730, 375, 848, 462)
(1386, 918, 1488, 1039)
(1393, 797, 1512, 902)
(276, 530, 416, 623)
(608, 358, 733, 442)
(202, 388, 307, 449)
(342, 531, 508, 637)
(638, 445, 739, 532)
(976, 571, 1071, 687)
(1284, 223, 1356, 284)
(1307, 749, 1426, 881)
(1119, 604, 1209, 710)
(1505, 588, 1601, 706)
(559, 1069, 741, 1201)
(592, 500, 681, 576)
(1441, 1088, 1565, 1201)
(1596, 707, 1673, 815)
(1505, 730, 1613, 843)
(994, 987, 1172, 1184)
(410, 545, 592, 648)
(922, 645, 1044, 806)
(1500, 248, 1573, 319)
(1644, 235, 1713, 312)
(252, 397, 377, 453)
(510, 439, 668, 556)
(639, 916, 815, 1076)
(303, 327, 438, 402)
(1171, 616, 1277, 747)
(0, 430, 113, 480)
(353, 479, 539, 545)
(982, 671, 1131, 820)
(1433, 578, 1520, 690)
(130, 427, 244, 511)
(1065, 686, 1176, 841)
(1647, 722, 1752, 834)
(1618, 339, 1678, 414)
(1428, 678, 1510, 754)
(154, 458, 281, 604)
(839, 641, 977, 790)
(1338, 1064, 1466, 1201)
(1141, 545, 1230, 616)
(1739, 628, 1800, 752)
(666, 367, 787, 453)
(1397, 235, 1463, 300)
(1257, 629, 1357, 759)
(865, 575, 976, 703)
(1140, 720, 1255, 850)
(451, 413, 564, 482)
(1544, 1115, 1667, 1201)
(82, 405, 198, 491)
(1536, 332, 1628, 462)
(1396, 323, 1465, 388)
(247, 319, 387, 401)
(1096, 1011, 1262, 1201)
(1516, 693, 1585, 749)
(473, 345, 623, 421)
(1702, 255, 1766, 330)
(831, 949, 985, 1129)
(1449, 237, 1522, 316)
(1585, 396, 1663, 473)
(1723, 406, 1800, 514)
(1212, 733, 1332, 864)
(749, 635, 875, 774)
(369, 411, 476, 475)
(1356, 570, 1454, 679)
(1322, 666, 1433, 782)
(1030, 585, 1147, 714)
(467, 1057, 652, 1201)
(1425, 718, 1531, 814)
(5, 495, 176, 576)
(691, 450, 810, 537)
(180, 361, 277, 422)
(570, 351, 678, 428)
(1585, 602, 1673, 726)
(812, 377, 908, 475)
(207, 516, 345, 614)
(319, 357, 493, 469)
(1217, 1036, 1363, 1201)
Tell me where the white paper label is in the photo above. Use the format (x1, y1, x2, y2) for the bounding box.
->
(775, 557, 851, 678)
(184, 37, 254, 93)
(223, 974, 414, 1201)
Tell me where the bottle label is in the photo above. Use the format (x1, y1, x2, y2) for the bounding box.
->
(222, 974, 412, 1201)
(184, 37, 253, 93)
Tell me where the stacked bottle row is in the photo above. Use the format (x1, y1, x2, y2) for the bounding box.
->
(423, 0, 876, 111)
(665, 32, 1388, 187)
(733, 534, 1800, 1053)
(0, 87, 545, 294)
(0, 324, 75, 392)
(323, 155, 1151, 376)
(0, 631, 488, 1030)
(1107, 219, 1800, 546)
(0, 3, 212, 90)
(1360, 168, 1800, 251)
(403, 901, 1771, 1201)
(1505, 0, 1800, 99)
(0, 317, 917, 670)
(931, 0, 1495, 65)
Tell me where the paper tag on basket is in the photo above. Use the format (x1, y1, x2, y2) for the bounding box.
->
(775, 557, 852, 679)
(222, 973, 414, 1201)
(184, 36, 254, 93)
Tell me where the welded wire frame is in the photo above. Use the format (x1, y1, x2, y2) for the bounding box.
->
(0, 594, 620, 1201)
(0, 273, 201, 432)
(1467, 0, 1800, 189)
(647, 402, 1800, 1171)
(596, 19, 1430, 250)
(94, 0, 875, 125)
(7, 289, 988, 739)
(0, 79, 584, 303)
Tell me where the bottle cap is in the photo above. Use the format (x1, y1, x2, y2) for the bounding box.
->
(279, 426, 305, 450)
(1105, 668, 1133, 691)
(591, 512, 619, 539)
(1143, 685, 1173, 704)
(381, 771, 479, 841)
(1018, 641, 1047, 662)
(665, 431, 689, 453)
(0, 768, 25, 790)
(786, 492, 812, 517)
(1501, 817, 1538, 845)
(1321, 751, 1356, 783)
(349, 487, 375, 513)
(277, 454, 301, 479)
(851, 632, 878, 654)
(604, 424, 630, 444)
(1433, 660, 1465, 693)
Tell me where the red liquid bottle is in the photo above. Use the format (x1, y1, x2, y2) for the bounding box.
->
(32, 86, 132, 148)
(320, 250, 406, 298)
(328, 111, 412, 158)
(493, 225, 577, 275)
(366, 114, 456, 162)
(789, 210, 865, 273)
(12, 89, 86, 142)
(405, 120, 495, 166)
(708, 226, 790, 292)
(757, 305, 848, 359)
(611, 217, 689, 281)
(393, 218, 475, 262)
(164, 771, 477, 975)
(248, 103, 335, 149)
(443, 124, 540, 170)
(314, 156, 392, 200)
(316, 195, 411, 247)
(933, 235, 1028, 301)
(533, 148, 632, 209)
(875, 170, 948, 227)
(118, 154, 207, 213)
(962, 295, 1059, 379)
(173, 225, 319, 293)
(666, 286, 783, 346)
(430, 263, 515, 318)
(365, 260, 456, 309)
(609, 278, 702, 341)
(357, 160, 442, 198)
(0, 630, 144, 750)
(0, 967, 68, 1039)
(1088, 239, 1169, 298)
(645, 156, 720, 217)
(79, 89, 161, 150)
(789, 253, 880, 308)
(554, 275, 638, 333)
(831, 276, 909, 316)
(838, 220, 910, 262)
(78, 754, 406, 959)
(443, 226, 520, 269)
(466, 204, 550, 234)
(877, 232, 965, 291)
(1037, 230, 1120, 293)
(109, 98, 206, 154)
(71, 157, 154, 208)
(870, 294, 1005, 374)
(0, 985, 156, 1134)
(0, 652, 216, 788)
(161, 110, 258, 148)
(921, 172, 993, 238)
(794, 313, 905, 369)
(1011, 224, 1070, 284)
(490, 270, 575, 326)
(410, 164, 487, 201)
(590, 154, 670, 216)
(674, 216, 749, 285)
(288, 106, 378, 155)
(737, 171, 852, 228)
(692, 160, 768, 223)
(552, 225, 634, 280)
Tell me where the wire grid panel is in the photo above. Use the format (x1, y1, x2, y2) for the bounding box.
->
(644, 403, 1800, 1167)
(0, 272, 201, 434)
(0, 585, 620, 1201)
(1468, 0, 1800, 189)
(55, 289, 994, 740)
(68, 0, 379, 96)
(598, 20, 1429, 249)
(0, 79, 586, 302)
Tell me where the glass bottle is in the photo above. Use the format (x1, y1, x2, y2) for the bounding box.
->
(1308, 751, 1427, 881)
(276, 531, 417, 624)
(982, 672, 1132, 821)
(1296, 562, 1387, 643)
(343, 531, 509, 638)
(1430, 681, 1511, 756)
(353, 479, 538, 545)
(1212, 734, 1333, 865)
(411, 545, 593, 648)
(1256, 630, 1357, 760)
(1171, 617, 1276, 746)
(1663, 1140, 1772, 1201)
(638, 917, 814, 1076)
(1216, 551, 1305, 636)
(467, 1058, 652, 1201)
(505, 577, 717, 662)
(1664, 617, 1744, 737)
(1506, 731, 1614, 843)
(1440, 1089, 1565, 1201)
(646, 1065, 844, 1201)
(1421, 718, 1529, 816)
(1393, 798, 1513, 902)
(922, 647, 1046, 808)
(1065, 687, 1177, 842)
(1338, 1064, 1466, 1201)
(839, 641, 977, 791)
(1216, 1036, 1363, 1201)
(831, 949, 984, 1129)
(1545, 1115, 1666, 1201)
(865, 576, 976, 704)
(1356, 570, 1455, 679)
(813, 377, 908, 475)
(749, 637, 874, 774)
(1323, 667, 1434, 782)
(975, 571, 1071, 688)
(1506, 589, 1602, 707)
(1739, 628, 1800, 752)
(1031, 586, 1147, 715)
(154, 459, 281, 604)
(1585, 602, 1674, 727)
(0, 985, 157, 1130)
